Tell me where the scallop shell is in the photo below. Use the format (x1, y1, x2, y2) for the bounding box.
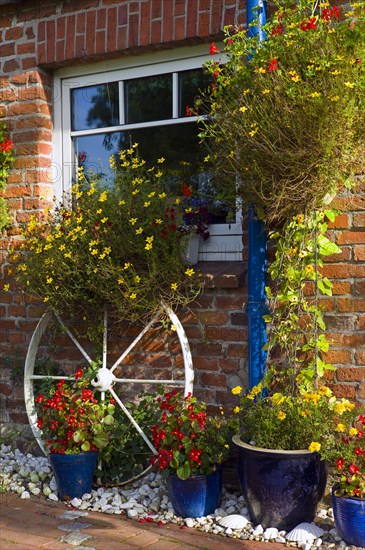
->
(218, 514, 249, 530)
(286, 522, 324, 542)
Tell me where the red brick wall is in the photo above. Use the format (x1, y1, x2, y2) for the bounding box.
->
(0, 0, 364, 437)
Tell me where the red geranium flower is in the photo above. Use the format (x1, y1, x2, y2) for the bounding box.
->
(210, 42, 219, 55)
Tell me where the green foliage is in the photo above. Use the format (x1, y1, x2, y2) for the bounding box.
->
(97, 390, 161, 485)
(231, 383, 361, 462)
(200, 0, 365, 227)
(0, 123, 14, 231)
(150, 389, 232, 480)
(13, 145, 202, 342)
(264, 208, 341, 389)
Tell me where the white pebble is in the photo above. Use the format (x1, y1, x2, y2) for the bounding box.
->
(252, 524, 264, 536)
(20, 491, 30, 499)
(184, 518, 195, 528)
(70, 497, 82, 507)
(48, 493, 58, 501)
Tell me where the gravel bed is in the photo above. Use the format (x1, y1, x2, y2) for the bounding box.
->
(0, 445, 363, 550)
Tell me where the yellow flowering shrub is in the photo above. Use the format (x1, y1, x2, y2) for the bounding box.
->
(13, 146, 202, 341)
(231, 383, 361, 460)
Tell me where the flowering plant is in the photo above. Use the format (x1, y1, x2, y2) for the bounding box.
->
(13, 145, 202, 341)
(231, 381, 360, 462)
(150, 389, 231, 480)
(34, 369, 116, 454)
(201, 0, 365, 227)
(334, 413, 365, 498)
(178, 182, 210, 241)
(0, 123, 14, 231)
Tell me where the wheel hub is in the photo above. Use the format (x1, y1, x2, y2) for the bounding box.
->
(91, 367, 116, 392)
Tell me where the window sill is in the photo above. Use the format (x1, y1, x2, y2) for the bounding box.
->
(197, 261, 247, 289)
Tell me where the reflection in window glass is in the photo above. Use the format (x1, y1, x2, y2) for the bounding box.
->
(74, 124, 230, 223)
(125, 74, 172, 124)
(179, 69, 211, 118)
(71, 83, 119, 131)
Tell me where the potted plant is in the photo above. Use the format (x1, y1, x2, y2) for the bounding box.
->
(200, 0, 365, 227)
(331, 413, 365, 547)
(178, 181, 210, 265)
(34, 368, 115, 499)
(12, 145, 202, 343)
(150, 389, 231, 517)
(231, 380, 360, 530)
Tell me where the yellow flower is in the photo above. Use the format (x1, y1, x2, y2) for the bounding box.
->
(135, 276, 141, 283)
(296, 214, 305, 223)
(171, 283, 178, 290)
(101, 217, 108, 223)
(132, 189, 140, 196)
(349, 428, 358, 437)
(305, 264, 314, 273)
(231, 386, 242, 396)
(255, 67, 267, 74)
(331, 70, 342, 76)
(319, 385, 332, 397)
(155, 171, 163, 178)
(272, 392, 285, 405)
(3, 284, 10, 291)
(43, 296, 49, 302)
(117, 277, 124, 284)
(277, 411, 286, 421)
(344, 81, 355, 88)
(46, 277, 53, 284)
(185, 268, 195, 277)
(249, 128, 257, 137)
(129, 293, 137, 299)
(309, 92, 321, 98)
(330, 96, 339, 102)
(146, 236, 154, 244)
(148, 192, 156, 198)
(144, 201, 151, 208)
(175, 198, 181, 204)
(335, 423, 346, 433)
(90, 249, 98, 255)
(159, 193, 167, 199)
(250, 383, 262, 397)
(157, 157, 165, 163)
(96, 208, 102, 214)
(154, 218, 162, 224)
(239, 106, 248, 113)
(308, 442, 321, 453)
(300, 408, 310, 417)
(124, 262, 131, 269)
(129, 218, 138, 225)
(233, 406, 240, 414)
(119, 200, 126, 205)
(204, 155, 210, 162)
(262, 89, 271, 94)
(136, 227, 143, 234)
(145, 243, 153, 250)
(98, 191, 108, 202)
(64, 252, 72, 258)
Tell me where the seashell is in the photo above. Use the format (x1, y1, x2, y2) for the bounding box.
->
(218, 514, 249, 530)
(286, 522, 325, 542)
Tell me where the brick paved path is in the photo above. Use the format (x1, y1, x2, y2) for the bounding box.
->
(0, 493, 285, 550)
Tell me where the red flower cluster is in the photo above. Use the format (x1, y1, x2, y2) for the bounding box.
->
(300, 17, 317, 31)
(335, 414, 365, 498)
(321, 6, 340, 21)
(268, 59, 278, 71)
(0, 139, 14, 153)
(34, 370, 115, 454)
(149, 389, 229, 480)
(210, 42, 219, 55)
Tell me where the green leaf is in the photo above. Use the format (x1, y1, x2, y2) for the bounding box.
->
(94, 432, 109, 449)
(81, 441, 90, 452)
(317, 235, 341, 256)
(103, 414, 114, 425)
(177, 461, 191, 480)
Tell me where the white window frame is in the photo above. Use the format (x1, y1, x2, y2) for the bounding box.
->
(53, 45, 243, 262)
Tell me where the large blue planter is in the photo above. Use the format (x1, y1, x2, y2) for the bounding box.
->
(167, 467, 222, 518)
(233, 435, 328, 531)
(48, 451, 98, 501)
(332, 487, 365, 547)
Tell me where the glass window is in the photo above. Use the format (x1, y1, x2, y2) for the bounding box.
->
(71, 82, 119, 131)
(179, 69, 210, 117)
(124, 74, 172, 124)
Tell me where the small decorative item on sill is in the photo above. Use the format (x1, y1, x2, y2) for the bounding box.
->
(34, 369, 116, 500)
(184, 234, 200, 266)
(150, 389, 231, 518)
(331, 413, 365, 547)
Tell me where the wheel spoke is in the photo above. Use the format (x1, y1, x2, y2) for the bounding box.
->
(54, 312, 93, 365)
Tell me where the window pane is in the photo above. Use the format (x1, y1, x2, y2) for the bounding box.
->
(179, 69, 211, 118)
(71, 83, 119, 131)
(74, 124, 230, 223)
(124, 74, 172, 124)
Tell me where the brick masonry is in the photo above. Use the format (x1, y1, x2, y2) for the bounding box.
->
(0, 0, 364, 436)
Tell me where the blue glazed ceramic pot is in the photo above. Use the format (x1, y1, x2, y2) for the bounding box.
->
(48, 451, 98, 500)
(167, 467, 222, 518)
(332, 487, 365, 547)
(233, 435, 328, 531)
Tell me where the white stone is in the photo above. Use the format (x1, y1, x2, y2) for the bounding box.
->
(184, 518, 195, 528)
(264, 527, 278, 540)
(252, 524, 264, 536)
(49, 493, 59, 501)
(70, 497, 82, 507)
(20, 491, 30, 499)
(127, 509, 138, 519)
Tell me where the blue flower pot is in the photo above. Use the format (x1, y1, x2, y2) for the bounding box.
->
(233, 435, 328, 531)
(167, 467, 222, 518)
(48, 451, 98, 500)
(332, 487, 365, 547)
